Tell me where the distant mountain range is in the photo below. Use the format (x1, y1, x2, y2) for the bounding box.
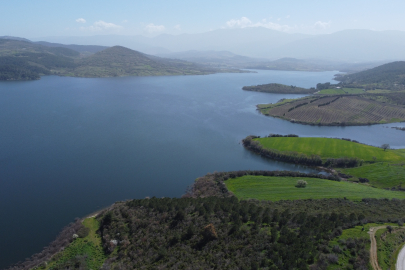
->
(0, 39, 238, 80)
(34, 28, 405, 62)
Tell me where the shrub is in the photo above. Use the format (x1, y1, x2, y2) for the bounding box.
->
(327, 254, 339, 264)
(295, 180, 307, 188)
(77, 227, 90, 238)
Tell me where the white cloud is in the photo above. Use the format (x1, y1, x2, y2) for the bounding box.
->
(314, 21, 331, 29)
(224, 17, 293, 32)
(174, 24, 181, 31)
(81, 20, 122, 31)
(144, 23, 165, 33)
(76, 18, 86, 23)
(286, 15, 290, 19)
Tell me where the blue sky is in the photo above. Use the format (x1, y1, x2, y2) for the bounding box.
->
(2, 0, 405, 38)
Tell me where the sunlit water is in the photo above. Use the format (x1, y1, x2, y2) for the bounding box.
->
(1, 70, 404, 267)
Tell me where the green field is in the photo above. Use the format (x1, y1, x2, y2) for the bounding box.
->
(341, 162, 405, 188)
(255, 137, 404, 163)
(225, 176, 405, 201)
(253, 137, 405, 188)
(317, 88, 365, 95)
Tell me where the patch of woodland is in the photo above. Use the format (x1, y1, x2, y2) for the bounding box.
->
(95, 195, 405, 270)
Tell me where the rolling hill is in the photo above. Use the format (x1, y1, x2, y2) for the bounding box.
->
(336, 61, 405, 87)
(69, 46, 223, 77)
(0, 40, 238, 80)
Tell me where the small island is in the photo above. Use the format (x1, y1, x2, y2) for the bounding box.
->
(242, 83, 316, 94)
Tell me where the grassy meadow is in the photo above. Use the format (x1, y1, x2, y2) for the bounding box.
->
(341, 162, 405, 188)
(225, 175, 405, 201)
(253, 137, 405, 188)
(254, 137, 404, 163)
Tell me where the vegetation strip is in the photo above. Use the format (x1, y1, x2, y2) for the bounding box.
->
(225, 175, 405, 201)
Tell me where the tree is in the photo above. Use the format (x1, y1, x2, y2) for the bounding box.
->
(381, 144, 390, 151)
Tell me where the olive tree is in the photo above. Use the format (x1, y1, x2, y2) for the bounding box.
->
(381, 144, 390, 151)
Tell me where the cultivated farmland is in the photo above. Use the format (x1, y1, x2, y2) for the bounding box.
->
(259, 95, 405, 125)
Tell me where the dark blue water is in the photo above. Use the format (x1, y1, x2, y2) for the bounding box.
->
(1, 70, 404, 268)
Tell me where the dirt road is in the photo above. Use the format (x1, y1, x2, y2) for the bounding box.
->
(369, 226, 387, 270)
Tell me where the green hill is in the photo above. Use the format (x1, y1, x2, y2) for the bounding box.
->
(0, 39, 80, 57)
(0, 40, 237, 80)
(0, 39, 80, 80)
(70, 46, 220, 78)
(336, 61, 405, 89)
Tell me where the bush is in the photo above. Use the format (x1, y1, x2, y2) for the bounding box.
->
(327, 254, 339, 264)
(77, 227, 90, 238)
(295, 180, 307, 188)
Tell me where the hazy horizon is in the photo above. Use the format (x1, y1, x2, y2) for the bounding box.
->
(3, 0, 405, 38)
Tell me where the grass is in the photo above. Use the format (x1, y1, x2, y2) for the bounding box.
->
(341, 162, 405, 188)
(254, 137, 405, 163)
(225, 175, 405, 201)
(395, 149, 405, 158)
(375, 227, 405, 270)
(317, 88, 365, 95)
(45, 218, 106, 270)
(253, 137, 405, 189)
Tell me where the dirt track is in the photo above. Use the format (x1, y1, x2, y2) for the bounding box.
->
(369, 226, 386, 270)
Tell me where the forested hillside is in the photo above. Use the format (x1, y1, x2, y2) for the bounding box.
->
(336, 61, 405, 89)
(0, 39, 79, 80)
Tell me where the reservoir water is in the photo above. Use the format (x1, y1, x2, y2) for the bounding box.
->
(1, 70, 404, 268)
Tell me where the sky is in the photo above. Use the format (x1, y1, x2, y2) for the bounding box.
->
(2, 0, 405, 38)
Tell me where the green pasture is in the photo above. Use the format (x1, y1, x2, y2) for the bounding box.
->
(254, 137, 405, 163)
(225, 176, 405, 201)
(317, 88, 364, 95)
(341, 162, 405, 188)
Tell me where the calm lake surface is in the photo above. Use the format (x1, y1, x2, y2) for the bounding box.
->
(1, 70, 405, 267)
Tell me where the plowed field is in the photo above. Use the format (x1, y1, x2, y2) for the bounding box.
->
(259, 95, 405, 125)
